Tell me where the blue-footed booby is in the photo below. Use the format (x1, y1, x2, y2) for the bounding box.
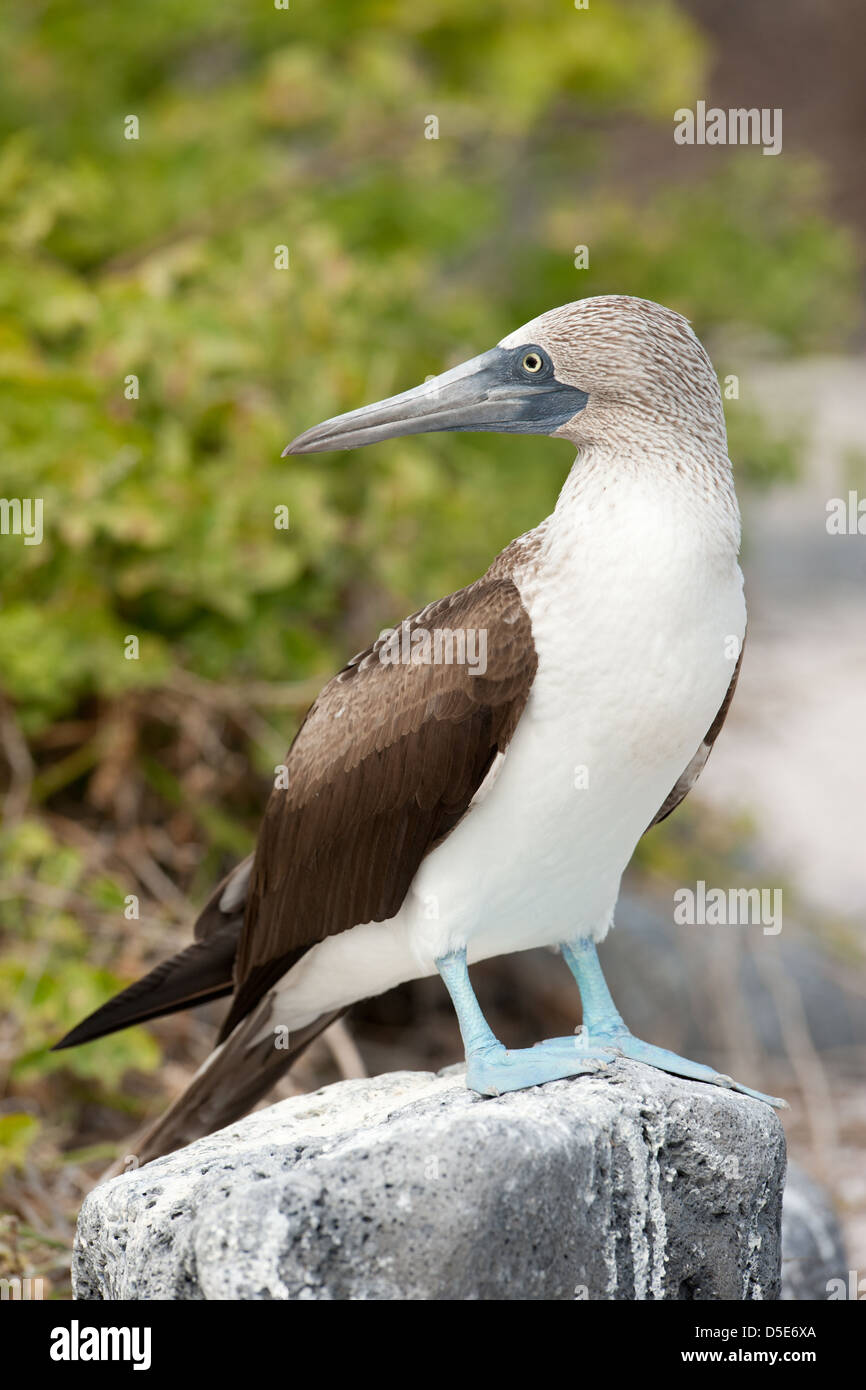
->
(56, 295, 784, 1166)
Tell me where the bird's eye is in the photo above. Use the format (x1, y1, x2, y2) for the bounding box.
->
(522, 352, 544, 374)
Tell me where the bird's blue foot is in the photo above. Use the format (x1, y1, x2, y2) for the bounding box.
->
(436, 948, 609, 1097)
(559, 938, 787, 1109)
(535, 1027, 787, 1107)
(465, 1040, 607, 1097)
(434, 942, 787, 1108)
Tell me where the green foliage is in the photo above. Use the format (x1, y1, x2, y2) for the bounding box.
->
(724, 404, 801, 492)
(0, 820, 161, 1088)
(0, 1, 857, 733)
(0, 1114, 40, 1178)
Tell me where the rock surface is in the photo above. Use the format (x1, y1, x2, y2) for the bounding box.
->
(73, 1060, 786, 1301)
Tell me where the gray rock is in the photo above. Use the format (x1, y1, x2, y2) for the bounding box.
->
(73, 1060, 786, 1301)
(781, 1161, 848, 1301)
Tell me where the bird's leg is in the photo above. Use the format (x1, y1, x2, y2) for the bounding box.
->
(435, 948, 605, 1097)
(544, 938, 786, 1108)
(435, 949, 500, 1056)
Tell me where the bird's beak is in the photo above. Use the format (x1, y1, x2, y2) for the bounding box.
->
(284, 347, 588, 455)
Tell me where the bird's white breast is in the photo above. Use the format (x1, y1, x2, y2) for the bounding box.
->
(408, 458, 746, 964)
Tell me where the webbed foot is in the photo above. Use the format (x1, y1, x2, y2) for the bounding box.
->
(465, 1040, 608, 1097)
(538, 1028, 787, 1107)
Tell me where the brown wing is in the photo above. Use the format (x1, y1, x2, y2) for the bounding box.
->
(648, 643, 744, 830)
(193, 854, 253, 940)
(218, 575, 537, 1040)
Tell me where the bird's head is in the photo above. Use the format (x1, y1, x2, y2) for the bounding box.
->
(285, 295, 725, 457)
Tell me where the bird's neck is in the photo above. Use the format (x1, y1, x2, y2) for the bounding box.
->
(541, 433, 742, 574)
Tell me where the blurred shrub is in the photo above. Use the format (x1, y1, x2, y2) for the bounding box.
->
(0, 1, 857, 732)
(0, 819, 160, 1085)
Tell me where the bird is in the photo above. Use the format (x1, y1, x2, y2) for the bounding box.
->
(55, 294, 785, 1169)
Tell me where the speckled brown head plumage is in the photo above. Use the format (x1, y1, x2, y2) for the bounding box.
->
(499, 295, 727, 456)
